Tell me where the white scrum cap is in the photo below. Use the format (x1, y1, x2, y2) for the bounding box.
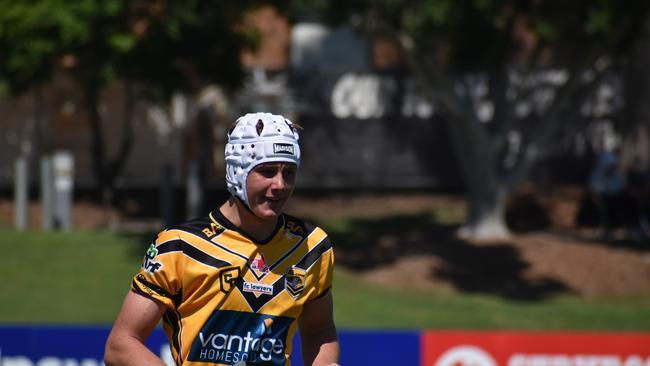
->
(225, 112, 301, 208)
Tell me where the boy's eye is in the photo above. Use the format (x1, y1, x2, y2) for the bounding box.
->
(257, 168, 277, 177)
(254, 164, 296, 179)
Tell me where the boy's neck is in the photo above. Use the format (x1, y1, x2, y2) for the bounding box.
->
(218, 197, 279, 242)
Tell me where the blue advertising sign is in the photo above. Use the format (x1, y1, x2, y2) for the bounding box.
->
(0, 326, 420, 366)
(338, 330, 421, 365)
(0, 325, 110, 365)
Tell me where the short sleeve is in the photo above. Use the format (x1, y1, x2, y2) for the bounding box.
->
(307, 233, 335, 301)
(131, 230, 183, 310)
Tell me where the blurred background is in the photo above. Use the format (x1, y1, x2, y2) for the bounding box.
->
(1, 0, 650, 365)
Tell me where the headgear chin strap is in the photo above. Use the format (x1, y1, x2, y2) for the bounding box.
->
(225, 112, 301, 209)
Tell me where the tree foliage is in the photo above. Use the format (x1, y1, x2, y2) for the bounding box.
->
(0, 0, 262, 97)
(0, 0, 98, 94)
(0, 0, 267, 200)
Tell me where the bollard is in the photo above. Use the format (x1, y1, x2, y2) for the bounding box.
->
(52, 151, 74, 231)
(14, 156, 29, 231)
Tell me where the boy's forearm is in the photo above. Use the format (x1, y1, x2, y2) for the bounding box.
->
(301, 327, 340, 366)
(104, 334, 167, 366)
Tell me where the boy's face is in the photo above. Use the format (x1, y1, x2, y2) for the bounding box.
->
(246, 162, 297, 219)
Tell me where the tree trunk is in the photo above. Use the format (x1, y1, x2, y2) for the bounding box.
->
(106, 81, 135, 193)
(458, 183, 510, 240)
(85, 87, 109, 203)
(450, 126, 511, 240)
(447, 113, 511, 240)
(85, 81, 135, 205)
(397, 32, 513, 240)
(442, 84, 513, 240)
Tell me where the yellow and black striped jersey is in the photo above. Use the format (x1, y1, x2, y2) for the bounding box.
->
(131, 209, 334, 366)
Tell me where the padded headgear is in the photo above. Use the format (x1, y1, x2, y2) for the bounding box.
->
(225, 112, 301, 208)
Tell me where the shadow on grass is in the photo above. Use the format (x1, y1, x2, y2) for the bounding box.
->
(510, 188, 650, 251)
(318, 212, 570, 301)
(115, 212, 570, 301)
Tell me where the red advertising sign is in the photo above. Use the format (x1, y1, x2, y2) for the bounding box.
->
(422, 331, 650, 366)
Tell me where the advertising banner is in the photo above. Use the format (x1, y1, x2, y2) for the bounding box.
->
(0, 326, 169, 366)
(0, 326, 419, 366)
(2, 327, 649, 366)
(421, 331, 650, 366)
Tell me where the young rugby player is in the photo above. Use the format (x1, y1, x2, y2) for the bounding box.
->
(105, 112, 340, 366)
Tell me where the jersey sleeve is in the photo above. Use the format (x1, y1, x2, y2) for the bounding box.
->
(307, 231, 335, 301)
(131, 230, 183, 310)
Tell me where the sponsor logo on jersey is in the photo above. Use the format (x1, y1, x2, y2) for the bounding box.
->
(143, 243, 163, 273)
(188, 310, 292, 365)
(285, 220, 304, 236)
(285, 266, 306, 299)
(220, 266, 241, 293)
(202, 221, 224, 238)
(273, 143, 294, 155)
(250, 254, 269, 275)
(243, 281, 274, 295)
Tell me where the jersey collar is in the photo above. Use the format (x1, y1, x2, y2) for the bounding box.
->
(209, 208, 285, 245)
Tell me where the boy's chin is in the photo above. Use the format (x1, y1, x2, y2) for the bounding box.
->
(252, 205, 283, 220)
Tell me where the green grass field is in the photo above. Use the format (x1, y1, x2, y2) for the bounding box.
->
(1, 228, 649, 329)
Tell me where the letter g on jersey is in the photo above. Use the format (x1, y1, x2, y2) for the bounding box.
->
(220, 266, 241, 293)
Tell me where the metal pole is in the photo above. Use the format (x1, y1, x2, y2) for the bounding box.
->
(40, 156, 54, 230)
(14, 156, 29, 231)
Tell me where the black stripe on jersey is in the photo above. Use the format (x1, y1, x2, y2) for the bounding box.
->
(170, 215, 224, 240)
(132, 282, 154, 299)
(163, 309, 183, 365)
(210, 240, 250, 263)
(295, 236, 333, 270)
(236, 279, 287, 313)
(156, 239, 183, 254)
(262, 237, 306, 279)
(133, 274, 174, 299)
(211, 209, 285, 245)
(157, 239, 231, 269)
(206, 223, 313, 281)
(256, 215, 316, 277)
